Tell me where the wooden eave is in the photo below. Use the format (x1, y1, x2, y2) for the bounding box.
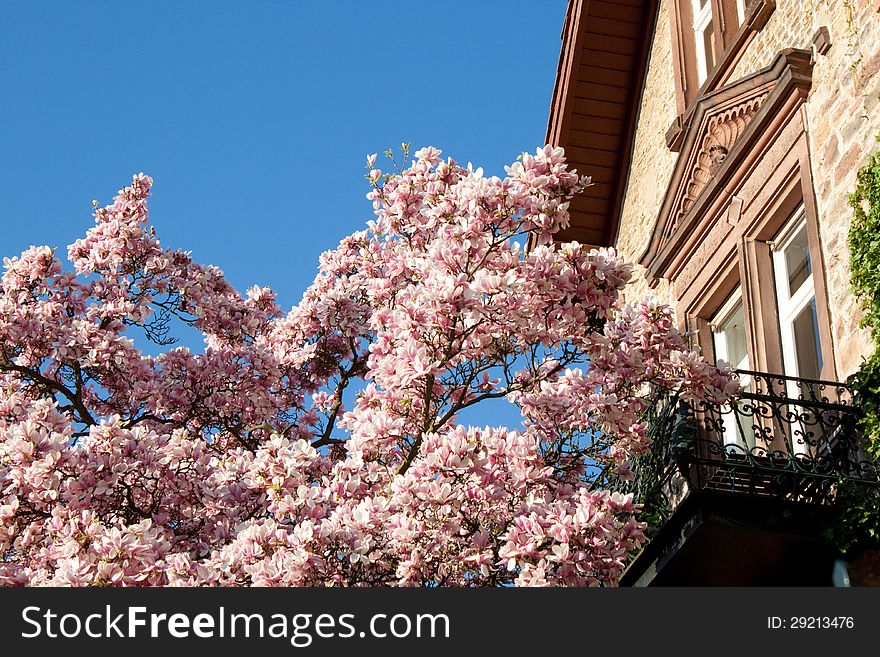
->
(546, 0, 658, 247)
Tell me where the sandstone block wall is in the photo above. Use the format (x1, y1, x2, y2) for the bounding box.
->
(617, 0, 678, 307)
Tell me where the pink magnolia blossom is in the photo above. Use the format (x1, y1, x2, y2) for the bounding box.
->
(0, 146, 734, 587)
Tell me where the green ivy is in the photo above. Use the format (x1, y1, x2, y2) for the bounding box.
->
(848, 134, 880, 459)
(826, 480, 880, 554)
(849, 351, 880, 461)
(848, 134, 880, 339)
(828, 135, 880, 555)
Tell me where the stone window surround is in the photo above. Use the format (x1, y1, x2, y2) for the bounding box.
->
(667, 0, 776, 151)
(685, 178, 836, 384)
(638, 48, 837, 381)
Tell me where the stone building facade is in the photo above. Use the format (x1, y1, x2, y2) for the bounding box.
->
(546, 0, 880, 584)
(615, 0, 880, 378)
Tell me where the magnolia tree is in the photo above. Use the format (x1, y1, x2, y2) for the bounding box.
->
(0, 146, 736, 587)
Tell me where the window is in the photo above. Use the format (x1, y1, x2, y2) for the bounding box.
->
(772, 210, 823, 384)
(712, 292, 748, 375)
(711, 290, 753, 450)
(668, 0, 775, 117)
(693, 0, 716, 85)
(735, 0, 746, 25)
(642, 49, 829, 462)
(772, 209, 825, 456)
(698, 205, 831, 457)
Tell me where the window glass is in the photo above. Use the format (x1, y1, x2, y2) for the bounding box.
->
(772, 211, 825, 454)
(692, 0, 714, 84)
(703, 20, 716, 72)
(735, 0, 746, 25)
(716, 303, 747, 369)
(784, 225, 811, 297)
(712, 294, 753, 449)
(793, 299, 823, 380)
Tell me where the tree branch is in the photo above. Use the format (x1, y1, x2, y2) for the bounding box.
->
(396, 373, 435, 475)
(2, 360, 96, 426)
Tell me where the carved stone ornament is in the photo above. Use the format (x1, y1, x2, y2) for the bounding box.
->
(639, 49, 814, 284)
(666, 90, 769, 240)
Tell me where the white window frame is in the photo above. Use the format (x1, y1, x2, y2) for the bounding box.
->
(772, 209, 817, 381)
(771, 207, 821, 455)
(692, 0, 714, 84)
(736, 0, 746, 25)
(711, 289, 752, 450)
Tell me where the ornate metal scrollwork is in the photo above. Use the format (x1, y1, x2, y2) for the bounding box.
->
(606, 370, 879, 527)
(680, 370, 878, 505)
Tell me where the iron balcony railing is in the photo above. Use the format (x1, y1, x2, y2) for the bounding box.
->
(609, 370, 880, 531)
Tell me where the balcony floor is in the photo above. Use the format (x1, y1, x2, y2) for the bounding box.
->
(620, 491, 837, 586)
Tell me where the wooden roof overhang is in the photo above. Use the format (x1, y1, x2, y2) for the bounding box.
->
(545, 0, 658, 247)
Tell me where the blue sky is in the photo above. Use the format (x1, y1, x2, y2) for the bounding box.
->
(0, 1, 567, 427)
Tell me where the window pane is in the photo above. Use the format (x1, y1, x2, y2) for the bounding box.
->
(712, 299, 753, 449)
(793, 299, 823, 380)
(717, 303, 747, 369)
(703, 21, 716, 73)
(784, 226, 811, 296)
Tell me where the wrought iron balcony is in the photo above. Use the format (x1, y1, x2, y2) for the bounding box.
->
(610, 370, 880, 531)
